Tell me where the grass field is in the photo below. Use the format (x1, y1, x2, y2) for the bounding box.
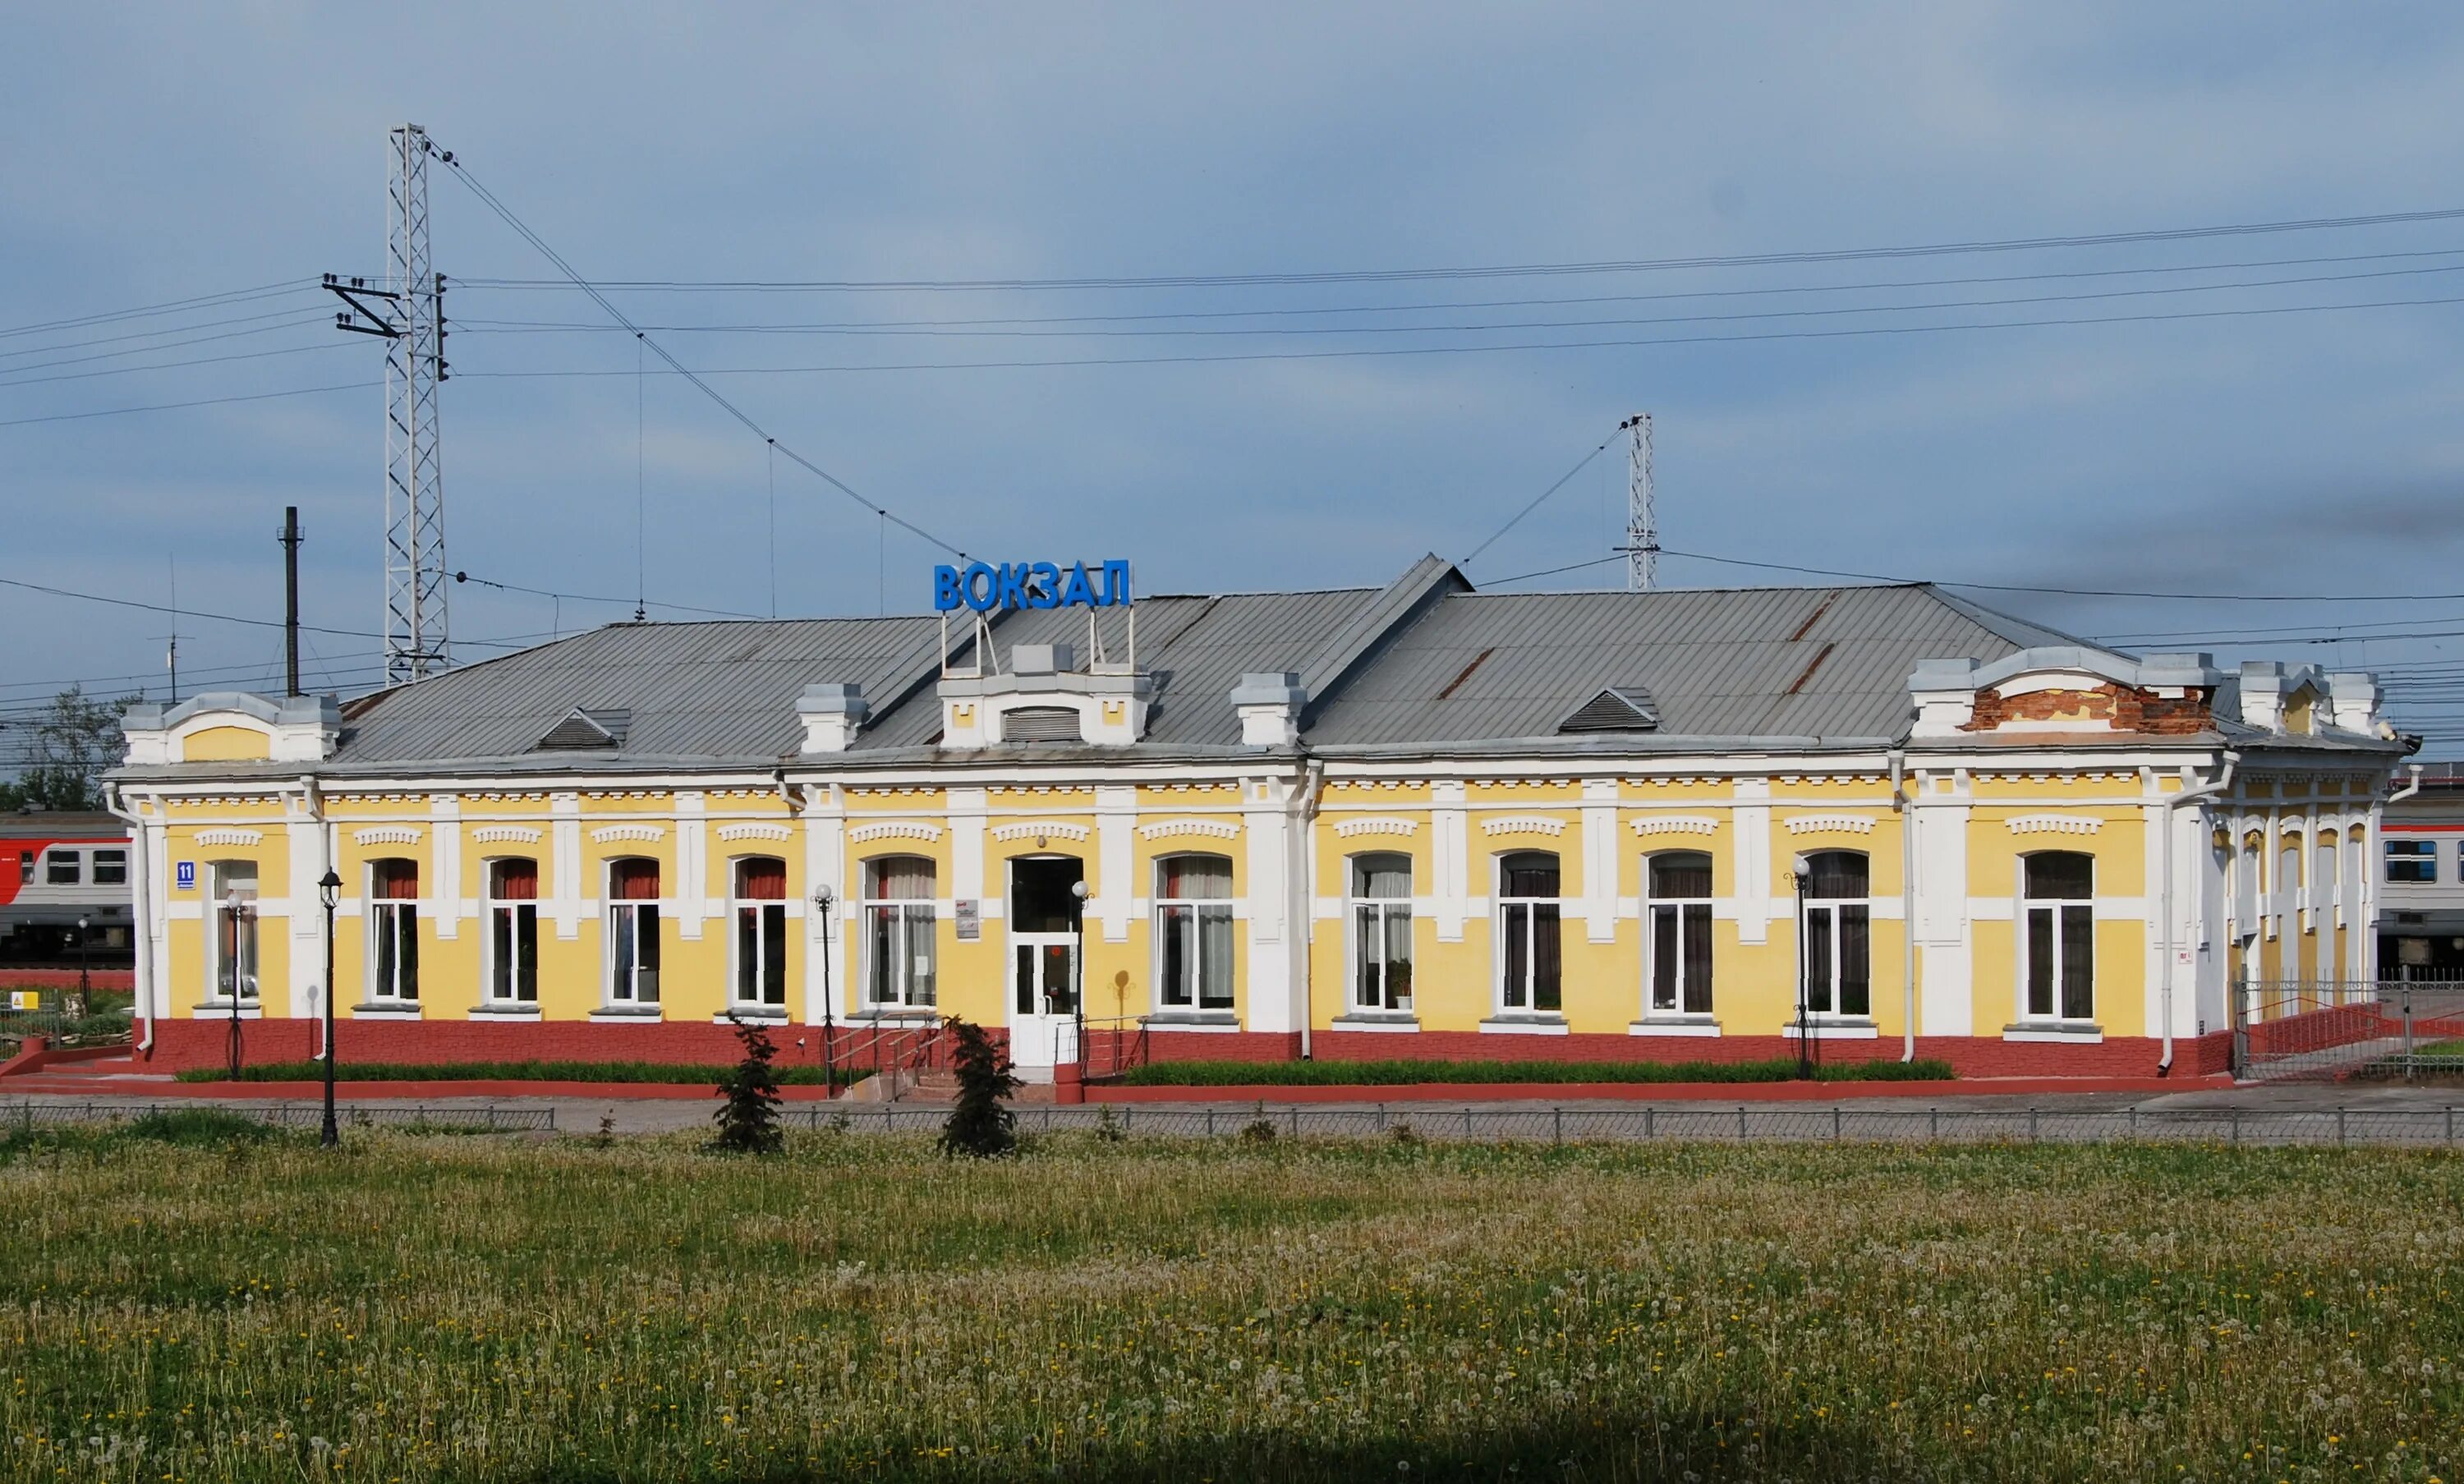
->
(2, 1118, 2459, 1482)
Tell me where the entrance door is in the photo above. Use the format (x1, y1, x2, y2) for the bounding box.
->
(1007, 856, 1084, 1080)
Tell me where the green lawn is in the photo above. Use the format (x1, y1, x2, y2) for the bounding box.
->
(2, 1119, 2458, 1482)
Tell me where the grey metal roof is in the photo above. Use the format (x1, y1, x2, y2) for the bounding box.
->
(1299, 583, 2108, 748)
(206, 563, 2258, 774)
(333, 617, 946, 767)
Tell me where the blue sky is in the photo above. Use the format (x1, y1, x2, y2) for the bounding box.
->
(5, 4, 2464, 751)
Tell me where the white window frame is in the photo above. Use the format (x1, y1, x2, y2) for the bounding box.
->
(860, 856, 938, 1011)
(1798, 852, 1871, 1019)
(366, 857, 421, 1003)
(605, 857, 661, 1006)
(1347, 852, 1414, 1013)
(729, 855, 789, 1009)
(90, 848, 126, 886)
(207, 859, 260, 1004)
(1642, 849, 1715, 1018)
(2018, 851, 2094, 1024)
(1154, 853, 1236, 1013)
(483, 857, 540, 1005)
(1493, 851, 1563, 1016)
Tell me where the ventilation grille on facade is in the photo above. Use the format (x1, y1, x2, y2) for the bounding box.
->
(1557, 687, 1660, 734)
(1000, 706, 1083, 743)
(534, 708, 630, 751)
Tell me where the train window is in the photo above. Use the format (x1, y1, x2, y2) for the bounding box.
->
(45, 852, 81, 885)
(16, 851, 30, 875)
(91, 850, 126, 886)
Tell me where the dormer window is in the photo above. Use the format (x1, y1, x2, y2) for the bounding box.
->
(535, 709, 628, 751)
(1559, 687, 1659, 734)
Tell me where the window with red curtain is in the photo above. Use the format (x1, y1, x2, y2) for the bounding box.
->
(487, 859, 539, 1003)
(609, 859, 661, 899)
(608, 858, 661, 1004)
(371, 858, 419, 898)
(368, 857, 421, 1000)
(733, 857, 788, 1005)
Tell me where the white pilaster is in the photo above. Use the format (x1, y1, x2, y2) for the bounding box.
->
(549, 792, 582, 940)
(804, 784, 847, 1024)
(1732, 777, 1772, 944)
(675, 791, 707, 941)
(428, 793, 462, 940)
(286, 790, 324, 1016)
(1241, 776, 1295, 1031)
(1581, 778, 1618, 943)
(1433, 779, 1469, 941)
(948, 787, 988, 906)
(1913, 774, 1972, 1035)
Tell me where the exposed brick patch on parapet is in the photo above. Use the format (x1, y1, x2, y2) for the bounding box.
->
(1964, 682, 2212, 736)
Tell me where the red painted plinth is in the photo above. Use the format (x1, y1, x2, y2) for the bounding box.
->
(1091, 1074, 2227, 1105)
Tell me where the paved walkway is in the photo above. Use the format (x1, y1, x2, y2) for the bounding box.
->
(7, 1078, 2462, 1140)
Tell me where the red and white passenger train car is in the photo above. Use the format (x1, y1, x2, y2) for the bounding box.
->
(0, 811, 135, 960)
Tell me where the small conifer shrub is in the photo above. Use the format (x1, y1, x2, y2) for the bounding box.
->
(710, 1015, 785, 1155)
(937, 1018, 1020, 1159)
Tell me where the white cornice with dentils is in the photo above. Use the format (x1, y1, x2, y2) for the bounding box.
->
(1332, 816, 1419, 838)
(990, 820, 1091, 843)
(847, 820, 944, 844)
(1630, 816, 1718, 836)
(1136, 818, 1243, 841)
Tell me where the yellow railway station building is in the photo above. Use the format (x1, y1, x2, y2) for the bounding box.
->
(108, 555, 2412, 1079)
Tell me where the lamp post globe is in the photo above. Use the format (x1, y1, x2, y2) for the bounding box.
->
(74, 915, 90, 1010)
(1790, 853, 1814, 1081)
(317, 868, 342, 1148)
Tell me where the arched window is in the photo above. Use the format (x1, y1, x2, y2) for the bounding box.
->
(485, 858, 539, 1004)
(368, 857, 421, 1002)
(208, 860, 259, 1004)
(1156, 854, 1234, 1011)
(1645, 850, 1713, 1017)
(1799, 851, 1869, 1018)
(2022, 851, 2094, 1022)
(732, 857, 788, 1008)
(1496, 852, 1561, 1014)
(605, 857, 661, 1005)
(2311, 834, 2338, 926)
(2277, 838, 2301, 933)
(862, 857, 937, 1008)
(1349, 853, 1413, 1013)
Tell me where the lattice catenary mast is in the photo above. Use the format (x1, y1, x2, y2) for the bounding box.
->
(1620, 411, 1657, 590)
(330, 125, 452, 683)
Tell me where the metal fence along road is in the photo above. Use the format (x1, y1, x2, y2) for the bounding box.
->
(10, 1100, 2464, 1147)
(789, 1102, 2464, 1148)
(2236, 981, 2464, 1082)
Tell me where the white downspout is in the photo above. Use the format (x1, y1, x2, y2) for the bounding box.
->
(1892, 749, 1915, 1062)
(2388, 761, 2426, 806)
(1296, 756, 1326, 1061)
(2158, 750, 2238, 1075)
(2376, 763, 2425, 986)
(102, 783, 153, 1059)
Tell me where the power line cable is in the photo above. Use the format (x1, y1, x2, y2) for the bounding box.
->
(0, 302, 335, 363)
(453, 287, 2464, 379)
(451, 569, 766, 621)
(0, 280, 315, 341)
(1464, 434, 1620, 564)
(454, 204, 2464, 293)
(1656, 547, 2464, 603)
(0, 338, 357, 390)
(448, 258, 2464, 343)
(429, 146, 971, 563)
(0, 381, 379, 430)
(446, 244, 2464, 326)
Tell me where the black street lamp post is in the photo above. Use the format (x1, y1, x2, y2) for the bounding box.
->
(73, 916, 90, 1019)
(1791, 853, 1814, 1082)
(319, 868, 342, 1148)
(812, 884, 836, 1098)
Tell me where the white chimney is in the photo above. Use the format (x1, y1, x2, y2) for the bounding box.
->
(797, 683, 867, 754)
(1231, 671, 1306, 747)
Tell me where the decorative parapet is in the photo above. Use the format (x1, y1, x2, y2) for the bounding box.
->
(1782, 814, 1874, 835)
(470, 825, 544, 844)
(717, 821, 795, 842)
(589, 825, 666, 844)
(1137, 818, 1241, 841)
(2005, 813, 2103, 836)
(352, 826, 422, 847)
(990, 820, 1089, 843)
(1479, 815, 1569, 837)
(848, 820, 945, 845)
(1333, 816, 1420, 838)
(1630, 816, 1717, 836)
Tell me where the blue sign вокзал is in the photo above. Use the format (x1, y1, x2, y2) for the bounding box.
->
(934, 561, 1131, 613)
